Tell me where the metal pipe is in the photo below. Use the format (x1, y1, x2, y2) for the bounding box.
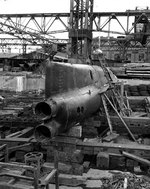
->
(122, 151, 150, 166)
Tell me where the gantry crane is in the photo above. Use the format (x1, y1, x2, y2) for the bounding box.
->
(0, 2, 150, 62)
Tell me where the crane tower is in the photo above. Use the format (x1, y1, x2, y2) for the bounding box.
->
(69, 0, 93, 60)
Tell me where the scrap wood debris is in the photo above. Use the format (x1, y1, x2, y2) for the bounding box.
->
(100, 171, 150, 189)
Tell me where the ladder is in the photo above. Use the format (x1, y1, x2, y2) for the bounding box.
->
(101, 94, 113, 134)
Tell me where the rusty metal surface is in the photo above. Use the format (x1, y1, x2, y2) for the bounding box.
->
(34, 60, 118, 141)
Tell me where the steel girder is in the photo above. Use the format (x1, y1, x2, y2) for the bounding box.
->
(0, 10, 150, 48)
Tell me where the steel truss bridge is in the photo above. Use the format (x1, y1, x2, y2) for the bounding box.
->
(0, 9, 150, 54)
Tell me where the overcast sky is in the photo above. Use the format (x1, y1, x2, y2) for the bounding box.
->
(0, 0, 149, 40)
(0, 0, 149, 14)
(0, 0, 149, 53)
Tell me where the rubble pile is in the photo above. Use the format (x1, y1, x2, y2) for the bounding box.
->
(0, 90, 44, 134)
(101, 171, 150, 189)
(49, 169, 150, 189)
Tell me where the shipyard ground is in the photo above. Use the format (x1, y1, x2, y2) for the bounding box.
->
(0, 72, 150, 188)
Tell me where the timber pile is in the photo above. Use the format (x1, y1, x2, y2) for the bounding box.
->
(124, 84, 150, 96)
(111, 63, 150, 79)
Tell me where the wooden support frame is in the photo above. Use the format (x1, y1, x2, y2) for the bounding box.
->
(103, 93, 137, 142)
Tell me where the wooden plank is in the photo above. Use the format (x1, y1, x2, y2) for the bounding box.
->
(0, 137, 36, 143)
(122, 151, 150, 166)
(0, 183, 33, 189)
(77, 141, 150, 152)
(44, 169, 57, 185)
